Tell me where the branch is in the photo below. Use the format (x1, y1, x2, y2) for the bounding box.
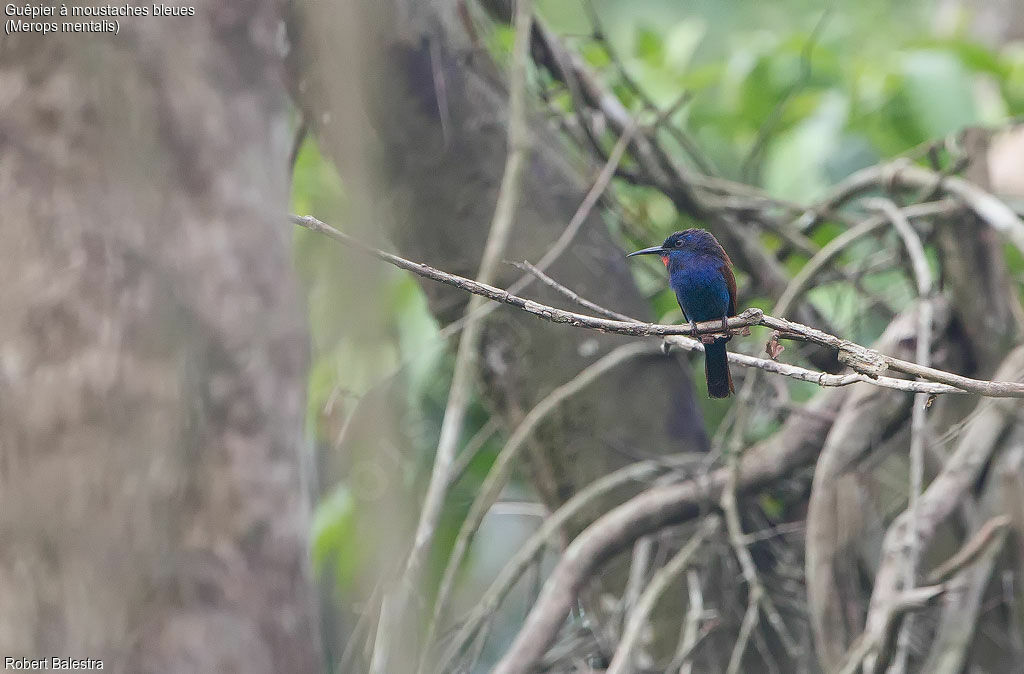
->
(671, 570, 707, 674)
(290, 214, 1024, 398)
(489, 389, 846, 674)
(438, 120, 638, 340)
(862, 345, 1024, 673)
(925, 514, 1010, 585)
(381, 3, 533, 671)
(804, 158, 1024, 255)
(722, 439, 798, 673)
(805, 303, 930, 670)
(434, 458, 679, 673)
(921, 444, 1021, 673)
(773, 200, 957, 318)
(511, 260, 636, 322)
(866, 196, 935, 674)
(835, 584, 947, 674)
(605, 517, 720, 674)
(425, 342, 652, 667)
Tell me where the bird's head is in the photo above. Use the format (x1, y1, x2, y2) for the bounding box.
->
(626, 229, 727, 267)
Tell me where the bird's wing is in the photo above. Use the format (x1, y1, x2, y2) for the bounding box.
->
(720, 261, 738, 317)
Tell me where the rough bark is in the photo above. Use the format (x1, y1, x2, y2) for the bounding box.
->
(0, 5, 320, 672)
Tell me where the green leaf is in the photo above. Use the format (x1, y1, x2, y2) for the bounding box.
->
(581, 41, 611, 69)
(664, 19, 706, 72)
(311, 486, 364, 590)
(898, 49, 978, 139)
(763, 91, 849, 201)
(634, 25, 664, 66)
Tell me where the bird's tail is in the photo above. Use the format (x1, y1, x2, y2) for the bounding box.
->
(704, 339, 734, 399)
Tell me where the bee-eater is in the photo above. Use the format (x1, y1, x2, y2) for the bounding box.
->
(628, 229, 736, 398)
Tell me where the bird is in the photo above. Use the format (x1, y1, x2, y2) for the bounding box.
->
(627, 229, 737, 398)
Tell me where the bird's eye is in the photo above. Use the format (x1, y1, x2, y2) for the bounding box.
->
(675, 239, 684, 247)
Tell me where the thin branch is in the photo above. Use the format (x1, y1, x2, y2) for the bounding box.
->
(434, 459, 677, 673)
(338, 582, 382, 673)
(719, 373, 798, 671)
(799, 159, 1024, 255)
(672, 570, 705, 674)
(722, 446, 798, 669)
(511, 260, 636, 321)
(446, 417, 500, 488)
(605, 517, 720, 674)
(920, 507, 1009, 674)
(289, 114, 308, 176)
(866, 197, 935, 674)
(862, 345, 1024, 673)
(925, 514, 1011, 586)
(581, 0, 716, 176)
(835, 585, 947, 674)
(425, 341, 653, 668)
(666, 336, 959, 394)
(618, 535, 655, 642)
(723, 426, 760, 674)
(727, 595, 761, 674)
(438, 121, 638, 340)
(290, 213, 1024, 398)
(378, 3, 534, 672)
(773, 200, 957, 318)
(490, 390, 846, 674)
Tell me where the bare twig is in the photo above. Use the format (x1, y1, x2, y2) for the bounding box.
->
(489, 389, 846, 674)
(434, 459, 676, 673)
(378, 3, 534, 672)
(446, 417, 500, 488)
(338, 582, 382, 673)
(426, 342, 653, 666)
(672, 570, 706, 674)
(512, 260, 636, 321)
(665, 335, 963, 395)
(920, 510, 1008, 674)
(836, 585, 947, 674)
(719, 376, 798, 672)
(925, 515, 1011, 585)
(438, 122, 638, 339)
(618, 535, 655, 641)
(581, 0, 716, 176)
(866, 197, 935, 674)
(804, 303, 931, 670)
(606, 517, 720, 674)
(291, 213, 1024, 398)
(800, 159, 1024, 254)
(728, 595, 761, 674)
(862, 345, 1024, 673)
(723, 433, 760, 674)
(773, 200, 957, 318)
(289, 114, 309, 176)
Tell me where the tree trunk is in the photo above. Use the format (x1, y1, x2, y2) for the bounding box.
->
(0, 5, 321, 671)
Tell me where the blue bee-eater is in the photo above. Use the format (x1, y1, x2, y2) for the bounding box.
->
(628, 229, 737, 398)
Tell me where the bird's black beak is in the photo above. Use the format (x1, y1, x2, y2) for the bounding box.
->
(626, 245, 666, 258)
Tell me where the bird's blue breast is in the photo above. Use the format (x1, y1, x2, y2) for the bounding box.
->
(667, 253, 731, 322)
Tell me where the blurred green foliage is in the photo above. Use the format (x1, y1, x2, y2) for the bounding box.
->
(292, 137, 505, 598)
(293, 0, 1024, 604)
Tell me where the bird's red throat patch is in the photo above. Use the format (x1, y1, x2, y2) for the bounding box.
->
(660, 255, 669, 267)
